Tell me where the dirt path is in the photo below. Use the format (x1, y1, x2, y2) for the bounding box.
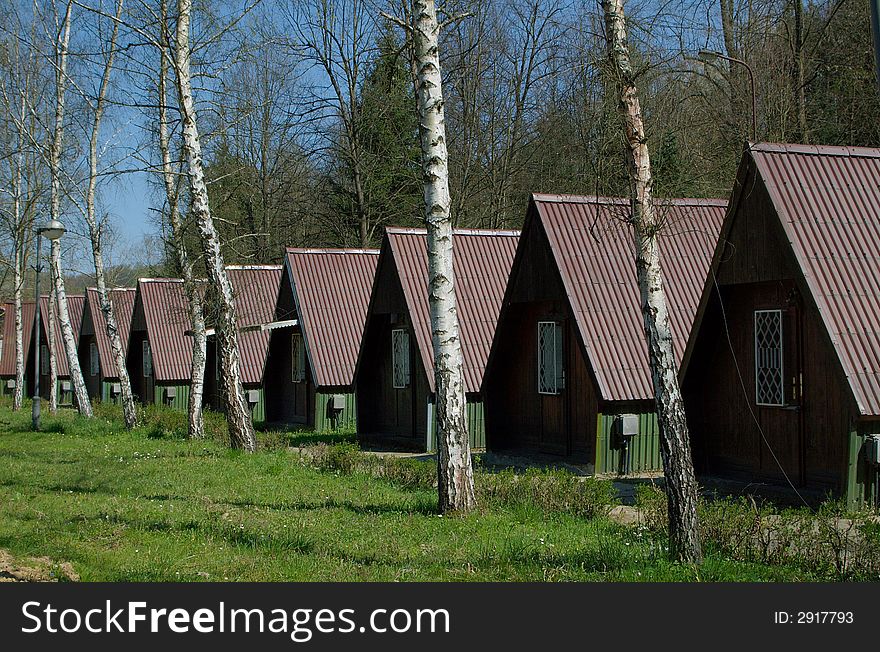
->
(0, 549, 79, 582)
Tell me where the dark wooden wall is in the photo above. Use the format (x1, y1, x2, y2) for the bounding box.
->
(265, 326, 315, 426)
(484, 214, 597, 462)
(78, 333, 101, 399)
(683, 167, 855, 493)
(126, 330, 152, 405)
(356, 253, 429, 448)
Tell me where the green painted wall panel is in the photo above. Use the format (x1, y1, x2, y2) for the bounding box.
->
(425, 399, 486, 452)
(595, 411, 663, 475)
(847, 424, 879, 509)
(248, 386, 266, 424)
(153, 383, 191, 412)
(315, 391, 356, 433)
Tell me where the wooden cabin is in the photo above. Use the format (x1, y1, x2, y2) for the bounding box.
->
(126, 279, 193, 409)
(0, 300, 35, 399)
(264, 248, 378, 432)
(681, 143, 880, 507)
(77, 288, 136, 403)
(482, 195, 725, 474)
(204, 265, 282, 423)
(22, 295, 85, 405)
(355, 228, 519, 452)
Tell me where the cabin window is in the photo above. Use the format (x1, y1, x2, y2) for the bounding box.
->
(291, 333, 306, 383)
(392, 329, 410, 389)
(142, 340, 153, 378)
(89, 342, 99, 376)
(538, 321, 565, 395)
(754, 309, 784, 406)
(40, 345, 49, 376)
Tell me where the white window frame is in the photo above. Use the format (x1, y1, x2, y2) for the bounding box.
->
(754, 309, 784, 407)
(142, 340, 153, 378)
(391, 328, 410, 389)
(537, 321, 565, 395)
(89, 342, 99, 376)
(40, 344, 49, 376)
(291, 332, 306, 383)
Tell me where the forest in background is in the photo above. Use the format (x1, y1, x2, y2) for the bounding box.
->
(1, 0, 879, 293)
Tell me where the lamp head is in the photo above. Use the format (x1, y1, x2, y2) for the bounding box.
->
(697, 50, 721, 63)
(40, 219, 65, 241)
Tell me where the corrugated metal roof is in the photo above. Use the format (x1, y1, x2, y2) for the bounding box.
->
(385, 228, 520, 394)
(0, 300, 36, 377)
(226, 266, 283, 384)
(748, 143, 880, 416)
(285, 248, 379, 387)
(532, 194, 726, 402)
(36, 294, 84, 377)
(83, 288, 136, 378)
(135, 279, 193, 382)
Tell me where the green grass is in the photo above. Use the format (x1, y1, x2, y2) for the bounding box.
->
(0, 401, 832, 581)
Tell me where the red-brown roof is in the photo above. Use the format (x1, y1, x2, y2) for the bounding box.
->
(384, 228, 520, 394)
(37, 294, 84, 377)
(531, 194, 726, 402)
(0, 300, 36, 377)
(83, 288, 136, 378)
(285, 248, 379, 387)
(736, 143, 880, 416)
(226, 266, 283, 384)
(133, 279, 193, 382)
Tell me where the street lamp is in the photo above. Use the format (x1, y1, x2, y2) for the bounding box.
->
(697, 50, 757, 143)
(32, 218, 65, 431)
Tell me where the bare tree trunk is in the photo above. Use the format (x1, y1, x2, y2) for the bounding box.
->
(174, 0, 254, 450)
(793, 0, 809, 143)
(601, 0, 701, 564)
(48, 0, 91, 417)
(412, 0, 475, 513)
(83, 0, 137, 428)
(158, 0, 205, 439)
(47, 286, 58, 413)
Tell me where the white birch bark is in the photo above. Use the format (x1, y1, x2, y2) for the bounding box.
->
(601, 0, 701, 563)
(47, 286, 58, 412)
(174, 0, 255, 450)
(82, 0, 137, 428)
(48, 1, 92, 417)
(412, 0, 475, 513)
(12, 248, 24, 410)
(158, 0, 206, 439)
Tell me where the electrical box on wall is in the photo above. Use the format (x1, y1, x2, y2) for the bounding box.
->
(6, 379, 15, 389)
(620, 414, 639, 437)
(865, 435, 880, 466)
(330, 394, 346, 410)
(112, 383, 121, 395)
(61, 381, 71, 391)
(164, 386, 177, 400)
(247, 389, 260, 405)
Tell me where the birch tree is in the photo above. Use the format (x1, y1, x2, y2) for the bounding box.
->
(158, 0, 206, 439)
(47, 0, 92, 417)
(386, 0, 476, 512)
(173, 0, 255, 451)
(80, 0, 138, 428)
(601, 0, 701, 563)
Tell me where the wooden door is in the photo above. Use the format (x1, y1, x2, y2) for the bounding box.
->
(538, 320, 569, 455)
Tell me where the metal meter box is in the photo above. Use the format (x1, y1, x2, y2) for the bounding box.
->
(112, 383, 121, 395)
(61, 381, 71, 391)
(247, 389, 260, 405)
(6, 379, 15, 389)
(620, 414, 639, 437)
(865, 435, 880, 466)
(164, 386, 177, 399)
(330, 394, 346, 410)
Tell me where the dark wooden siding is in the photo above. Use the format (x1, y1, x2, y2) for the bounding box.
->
(79, 333, 101, 400)
(265, 326, 315, 427)
(684, 170, 855, 494)
(484, 217, 597, 463)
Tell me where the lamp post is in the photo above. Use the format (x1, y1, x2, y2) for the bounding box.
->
(698, 50, 757, 143)
(32, 218, 66, 431)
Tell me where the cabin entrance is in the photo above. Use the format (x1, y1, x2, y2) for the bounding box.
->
(755, 302, 804, 485)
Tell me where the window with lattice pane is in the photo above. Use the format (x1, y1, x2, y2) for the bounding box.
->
(754, 310, 784, 406)
(538, 321, 564, 395)
(392, 329, 410, 389)
(90, 342, 99, 376)
(142, 340, 152, 378)
(291, 333, 306, 383)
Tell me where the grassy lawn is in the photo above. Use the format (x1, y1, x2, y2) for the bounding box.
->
(0, 400, 849, 582)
